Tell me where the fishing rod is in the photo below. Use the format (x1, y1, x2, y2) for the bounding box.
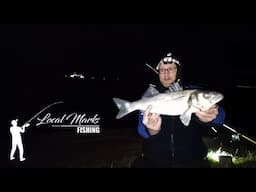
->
(222, 123, 256, 145)
(146, 63, 159, 74)
(22, 101, 64, 128)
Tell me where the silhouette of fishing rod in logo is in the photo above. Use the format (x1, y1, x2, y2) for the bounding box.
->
(9, 101, 64, 162)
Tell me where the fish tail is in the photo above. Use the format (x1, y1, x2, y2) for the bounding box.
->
(113, 98, 133, 119)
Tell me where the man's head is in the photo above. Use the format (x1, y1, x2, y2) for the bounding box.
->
(11, 119, 18, 126)
(156, 53, 181, 88)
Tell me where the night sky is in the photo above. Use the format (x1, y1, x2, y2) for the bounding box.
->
(1, 24, 256, 167)
(1, 27, 255, 97)
(1, 24, 256, 83)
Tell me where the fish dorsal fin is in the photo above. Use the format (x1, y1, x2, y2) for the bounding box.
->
(142, 84, 159, 98)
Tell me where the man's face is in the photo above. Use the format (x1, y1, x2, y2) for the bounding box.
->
(158, 63, 177, 88)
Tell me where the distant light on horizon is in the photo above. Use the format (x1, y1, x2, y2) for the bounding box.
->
(65, 71, 121, 81)
(236, 85, 256, 89)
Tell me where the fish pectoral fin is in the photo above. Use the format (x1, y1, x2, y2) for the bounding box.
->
(180, 108, 192, 126)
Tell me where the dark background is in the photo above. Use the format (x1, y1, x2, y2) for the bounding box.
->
(0, 24, 256, 167)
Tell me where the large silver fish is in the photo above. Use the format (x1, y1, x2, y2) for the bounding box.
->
(113, 89, 224, 126)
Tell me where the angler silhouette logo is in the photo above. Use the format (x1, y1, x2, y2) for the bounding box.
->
(9, 101, 64, 162)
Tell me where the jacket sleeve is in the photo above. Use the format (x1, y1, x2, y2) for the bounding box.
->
(212, 105, 225, 125)
(137, 112, 150, 139)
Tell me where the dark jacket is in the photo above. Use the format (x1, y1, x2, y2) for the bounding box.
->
(137, 83, 226, 168)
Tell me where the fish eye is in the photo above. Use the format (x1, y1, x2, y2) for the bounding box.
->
(203, 93, 211, 99)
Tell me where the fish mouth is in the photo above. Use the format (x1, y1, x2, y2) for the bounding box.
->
(212, 93, 224, 104)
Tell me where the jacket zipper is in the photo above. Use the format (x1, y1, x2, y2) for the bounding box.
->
(171, 133, 175, 160)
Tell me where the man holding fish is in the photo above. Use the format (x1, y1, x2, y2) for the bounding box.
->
(114, 52, 226, 168)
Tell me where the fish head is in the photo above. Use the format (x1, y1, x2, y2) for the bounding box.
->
(191, 90, 224, 111)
